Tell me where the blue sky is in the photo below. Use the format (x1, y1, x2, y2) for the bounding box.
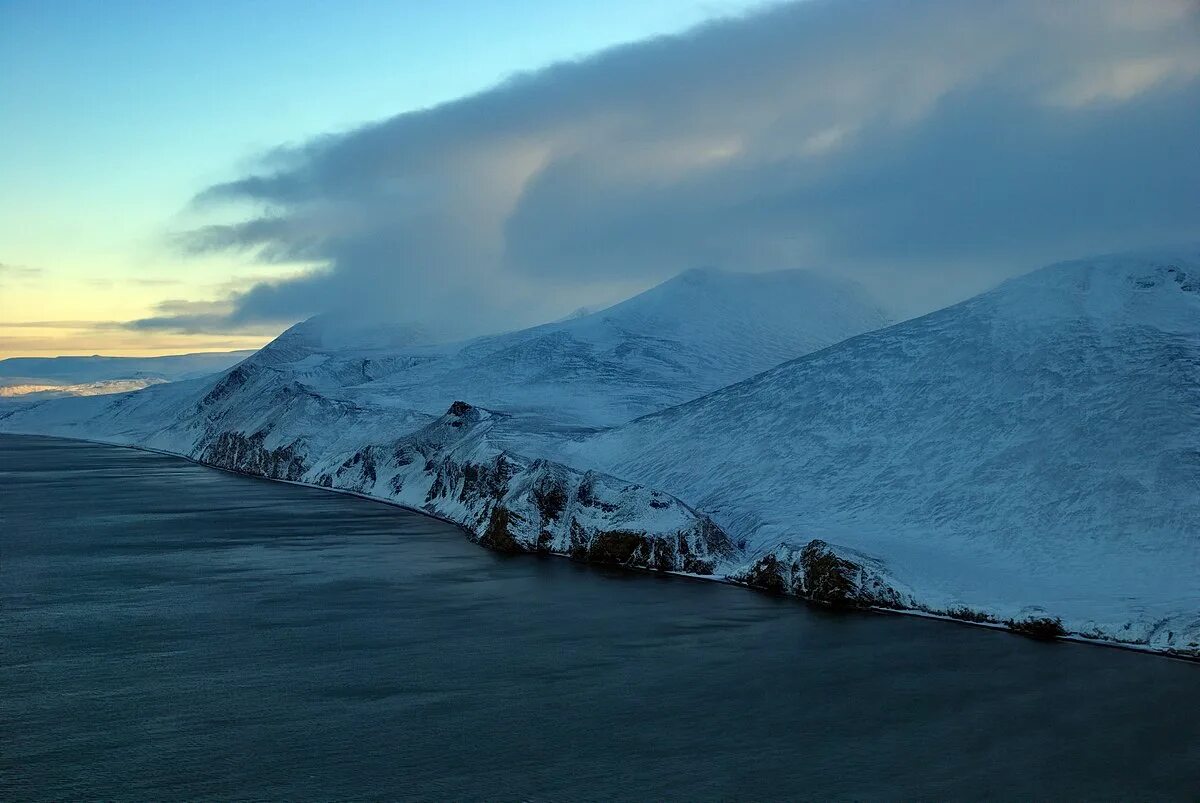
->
(2, 0, 1197, 356)
(0, 0, 764, 355)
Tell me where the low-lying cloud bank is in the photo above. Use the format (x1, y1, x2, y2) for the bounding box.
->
(180, 0, 1200, 336)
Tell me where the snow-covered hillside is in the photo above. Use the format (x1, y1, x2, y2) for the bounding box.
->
(0, 267, 875, 582)
(551, 253, 1200, 654)
(3, 254, 1195, 655)
(228, 266, 891, 434)
(0, 267, 887, 448)
(403, 267, 891, 428)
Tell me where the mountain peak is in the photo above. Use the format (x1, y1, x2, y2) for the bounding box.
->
(672, 265, 726, 284)
(596, 266, 891, 326)
(556, 249, 1200, 648)
(986, 250, 1200, 335)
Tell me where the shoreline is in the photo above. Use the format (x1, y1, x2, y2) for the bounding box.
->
(5, 430, 1197, 664)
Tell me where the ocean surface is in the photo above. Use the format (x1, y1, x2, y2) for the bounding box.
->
(2, 434, 1198, 800)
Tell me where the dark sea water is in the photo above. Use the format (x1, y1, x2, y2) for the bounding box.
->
(2, 434, 1198, 801)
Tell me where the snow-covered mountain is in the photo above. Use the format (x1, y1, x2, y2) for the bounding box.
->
(228, 266, 891, 433)
(0, 267, 879, 580)
(550, 252, 1200, 653)
(4, 254, 1194, 655)
(410, 266, 891, 428)
(0, 267, 887, 447)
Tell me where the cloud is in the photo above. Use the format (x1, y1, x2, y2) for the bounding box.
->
(0, 314, 271, 359)
(124, 299, 284, 335)
(179, 0, 1200, 332)
(0, 263, 45, 283)
(130, 277, 185, 287)
(0, 319, 125, 330)
(81, 276, 184, 290)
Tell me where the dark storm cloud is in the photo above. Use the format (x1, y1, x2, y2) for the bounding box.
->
(177, 0, 1200, 333)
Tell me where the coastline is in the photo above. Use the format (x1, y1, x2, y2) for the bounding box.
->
(7, 430, 1195, 664)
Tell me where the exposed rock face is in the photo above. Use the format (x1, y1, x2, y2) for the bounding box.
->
(945, 607, 998, 624)
(199, 364, 253, 407)
(200, 429, 308, 482)
(732, 539, 911, 609)
(197, 401, 737, 577)
(407, 405, 735, 574)
(480, 505, 524, 553)
(1005, 615, 1067, 640)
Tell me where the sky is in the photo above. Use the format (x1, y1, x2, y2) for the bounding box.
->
(2, 0, 1198, 357)
(0, 0, 766, 357)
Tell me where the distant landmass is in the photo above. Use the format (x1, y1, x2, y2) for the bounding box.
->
(0, 350, 255, 400)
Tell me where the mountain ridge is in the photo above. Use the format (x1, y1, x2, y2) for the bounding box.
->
(547, 251, 1200, 651)
(2, 253, 1195, 654)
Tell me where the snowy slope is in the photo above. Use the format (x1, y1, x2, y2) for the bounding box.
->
(550, 252, 1200, 652)
(0, 267, 873, 583)
(192, 399, 737, 575)
(5, 255, 1193, 654)
(214, 267, 892, 434)
(397, 267, 891, 428)
(0, 267, 886, 450)
(0, 376, 736, 577)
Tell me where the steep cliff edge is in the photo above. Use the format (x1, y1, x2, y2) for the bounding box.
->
(196, 401, 736, 576)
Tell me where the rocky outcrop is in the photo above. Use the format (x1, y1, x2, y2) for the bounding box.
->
(279, 402, 739, 575)
(732, 539, 911, 608)
(1005, 615, 1067, 640)
(199, 364, 254, 407)
(199, 429, 308, 482)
